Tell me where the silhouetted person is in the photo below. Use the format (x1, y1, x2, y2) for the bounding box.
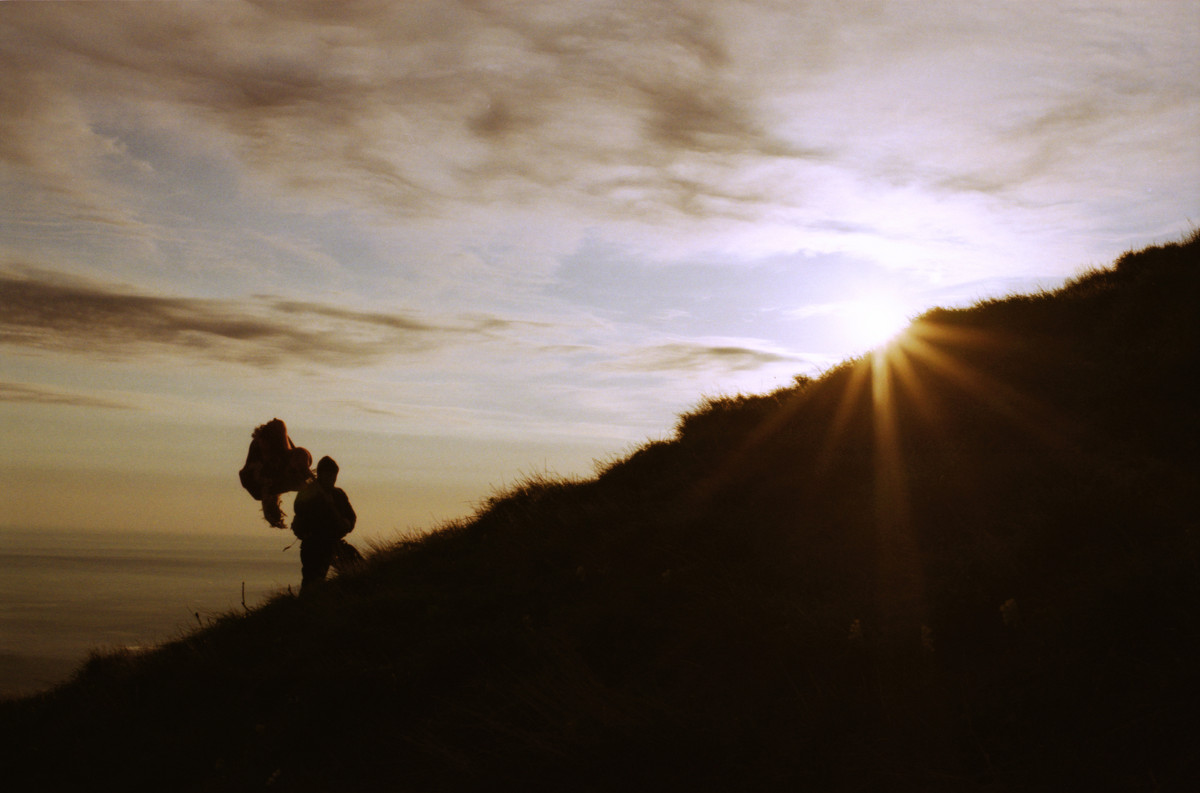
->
(291, 456, 360, 591)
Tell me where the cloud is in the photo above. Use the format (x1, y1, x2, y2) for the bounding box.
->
(0, 0, 1195, 274)
(0, 382, 136, 410)
(786, 303, 841, 320)
(607, 339, 806, 375)
(0, 1, 828, 223)
(0, 267, 534, 368)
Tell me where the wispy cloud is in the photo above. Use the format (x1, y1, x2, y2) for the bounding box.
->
(0, 382, 136, 410)
(0, 267, 535, 368)
(606, 339, 807, 374)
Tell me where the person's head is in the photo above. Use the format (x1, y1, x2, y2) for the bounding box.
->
(316, 456, 339, 485)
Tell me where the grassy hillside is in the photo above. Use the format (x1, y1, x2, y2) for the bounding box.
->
(3, 233, 1198, 791)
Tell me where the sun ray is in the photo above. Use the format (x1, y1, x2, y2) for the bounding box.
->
(666, 307, 1094, 643)
(867, 344, 929, 634)
(889, 320, 1086, 454)
(814, 358, 873, 475)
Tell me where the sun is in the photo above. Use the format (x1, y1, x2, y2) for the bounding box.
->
(841, 296, 915, 351)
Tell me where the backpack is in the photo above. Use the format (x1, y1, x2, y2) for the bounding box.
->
(238, 418, 312, 528)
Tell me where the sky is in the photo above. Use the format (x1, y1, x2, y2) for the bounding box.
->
(1, 0, 1197, 543)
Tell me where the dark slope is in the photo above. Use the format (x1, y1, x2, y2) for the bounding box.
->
(2, 234, 1198, 791)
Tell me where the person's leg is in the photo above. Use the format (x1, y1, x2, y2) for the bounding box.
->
(300, 536, 334, 592)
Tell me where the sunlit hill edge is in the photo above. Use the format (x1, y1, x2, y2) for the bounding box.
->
(2, 232, 1198, 791)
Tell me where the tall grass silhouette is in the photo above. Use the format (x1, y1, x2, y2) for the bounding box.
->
(2, 232, 1197, 791)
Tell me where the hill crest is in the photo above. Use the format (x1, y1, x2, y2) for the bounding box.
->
(3, 232, 1198, 791)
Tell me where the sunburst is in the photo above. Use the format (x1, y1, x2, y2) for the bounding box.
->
(840, 296, 916, 352)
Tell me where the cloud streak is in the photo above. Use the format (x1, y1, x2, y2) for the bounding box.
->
(0, 382, 136, 410)
(0, 265, 813, 383)
(0, 267, 532, 368)
(606, 339, 808, 374)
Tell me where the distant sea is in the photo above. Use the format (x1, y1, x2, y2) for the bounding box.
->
(0, 528, 300, 699)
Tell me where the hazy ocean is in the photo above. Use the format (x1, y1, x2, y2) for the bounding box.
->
(0, 528, 300, 699)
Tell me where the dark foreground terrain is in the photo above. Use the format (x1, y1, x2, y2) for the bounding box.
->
(2, 234, 1198, 791)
